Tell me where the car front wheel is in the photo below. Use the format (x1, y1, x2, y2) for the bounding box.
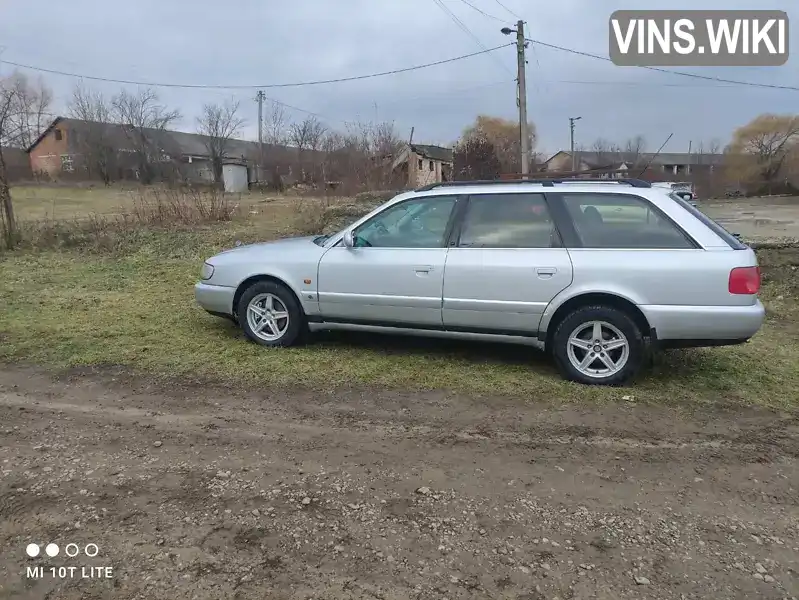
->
(552, 305, 645, 385)
(237, 281, 306, 347)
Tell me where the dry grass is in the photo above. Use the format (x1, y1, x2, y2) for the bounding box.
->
(128, 187, 239, 225)
(290, 191, 392, 235)
(5, 187, 241, 253)
(11, 183, 294, 222)
(11, 183, 137, 220)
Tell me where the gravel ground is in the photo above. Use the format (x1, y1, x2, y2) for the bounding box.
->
(0, 365, 797, 600)
(701, 196, 799, 243)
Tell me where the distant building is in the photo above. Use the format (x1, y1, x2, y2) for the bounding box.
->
(543, 150, 725, 178)
(25, 116, 297, 186)
(391, 143, 453, 187)
(0, 147, 33, 181)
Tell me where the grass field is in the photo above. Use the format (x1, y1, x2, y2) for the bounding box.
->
(1, 186, 798, 409)
(10, 183, 297, 222)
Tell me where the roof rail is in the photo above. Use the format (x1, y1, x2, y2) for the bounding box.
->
(415, 178, 652, 192)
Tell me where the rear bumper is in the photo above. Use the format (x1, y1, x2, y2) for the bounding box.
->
(656, 337, 750, 349)
(195, 282, 236, 317)
(642, 300, 765, 345)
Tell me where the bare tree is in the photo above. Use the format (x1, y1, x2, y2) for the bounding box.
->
(693, 138, 722, 164)
(726, 114, 799, 193)
(68, 83, 117, 184)
(263, 100, 288, 146)
(289, 115, 327, 182)
(453, 134, 501, 181)
(196, 98, 245, 185)
(0, 83, 19, 248)
(319, 130, 345, 184)
(622, 135, 647, 166)
(0, 72, 53, 247)
(316, 120, 403, 191)
(590, 138, 621, 168)
(1, 73, 53, 150)
(341, 120, 404, 189)
(462, 115, 536, 174)
(111, 88, 181, 184)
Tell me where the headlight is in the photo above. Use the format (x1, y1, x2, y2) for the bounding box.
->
(200, 262, 214, 280)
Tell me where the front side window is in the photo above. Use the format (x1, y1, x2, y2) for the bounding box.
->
(561, 193, 694, 249)
(458, 193, 557, 249)
(353, 195, 456, 248)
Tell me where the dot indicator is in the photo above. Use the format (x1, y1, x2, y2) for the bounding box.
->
(698, 46, 705, 54)
(26, 544, 40, 557)
(45, 543, 59, 557)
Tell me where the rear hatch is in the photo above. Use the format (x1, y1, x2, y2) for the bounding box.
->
(671, 194, 761, 306)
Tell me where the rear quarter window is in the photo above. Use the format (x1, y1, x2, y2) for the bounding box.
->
(560, 192, 696, 249)
(669, 193, 747, 249)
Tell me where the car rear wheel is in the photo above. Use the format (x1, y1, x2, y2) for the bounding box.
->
(552, 305, 645, 385)
(237, 281, 306, 347)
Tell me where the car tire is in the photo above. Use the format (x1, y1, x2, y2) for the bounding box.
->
(551, 305, 645, 386)
(237, 281, 307, 347)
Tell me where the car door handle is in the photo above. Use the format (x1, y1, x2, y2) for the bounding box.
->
(414, 265, 434, 273)
(537, 267, 557, 277)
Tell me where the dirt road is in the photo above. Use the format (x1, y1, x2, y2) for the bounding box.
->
(0, 366, 797, 600)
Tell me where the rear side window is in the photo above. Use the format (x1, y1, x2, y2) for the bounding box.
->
(669, 193, 747, 249)
(458, 193, 558, 248)
(561, 193, 695, 249)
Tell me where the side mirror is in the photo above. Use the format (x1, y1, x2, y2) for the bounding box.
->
(342, 230, 355, 248)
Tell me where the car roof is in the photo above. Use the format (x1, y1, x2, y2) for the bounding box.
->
(400, 179, 666, 199)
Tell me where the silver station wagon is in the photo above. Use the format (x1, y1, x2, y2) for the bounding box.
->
(195, 179, 765, 385)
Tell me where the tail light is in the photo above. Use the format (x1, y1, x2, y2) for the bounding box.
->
(728, 267, 761, 295)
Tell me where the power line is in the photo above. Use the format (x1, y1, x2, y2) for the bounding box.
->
(431, 0, 515, 77)
(452, 0, 505, 23)
(265, 96, 330, 121)
(491, 0, 522, 20)
(526, 37, 799, 91)
(432, 0, 489, 49)
(0, 44, 513, 91)
(548, 79, 759, 88)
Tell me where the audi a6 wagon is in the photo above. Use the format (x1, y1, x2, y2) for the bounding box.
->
(195, 178, 764, 385)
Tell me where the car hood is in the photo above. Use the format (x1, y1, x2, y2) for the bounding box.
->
(210, 236, 324, 263)
(219, 236, 316, 253)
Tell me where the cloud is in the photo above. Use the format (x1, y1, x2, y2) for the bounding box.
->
(1, 0, 796, 155)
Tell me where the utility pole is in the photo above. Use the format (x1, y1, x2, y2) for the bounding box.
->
(501, 21, 529, 176)
(256, 90, 265, 183)
(569, 116, 582, 171)
(515, 20, 530, 177)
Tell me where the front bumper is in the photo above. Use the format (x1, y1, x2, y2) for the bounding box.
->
(195, 282, 236, 317)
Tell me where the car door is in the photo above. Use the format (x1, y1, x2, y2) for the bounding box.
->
(442, 192, 573, 335)
(317, 194, 459, 327)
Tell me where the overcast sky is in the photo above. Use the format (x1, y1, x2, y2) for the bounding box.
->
(1, 0, 796, 156)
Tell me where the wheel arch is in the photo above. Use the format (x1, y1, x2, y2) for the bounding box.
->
(233, 274, 305, 322)
(544, 292, 652, 351)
